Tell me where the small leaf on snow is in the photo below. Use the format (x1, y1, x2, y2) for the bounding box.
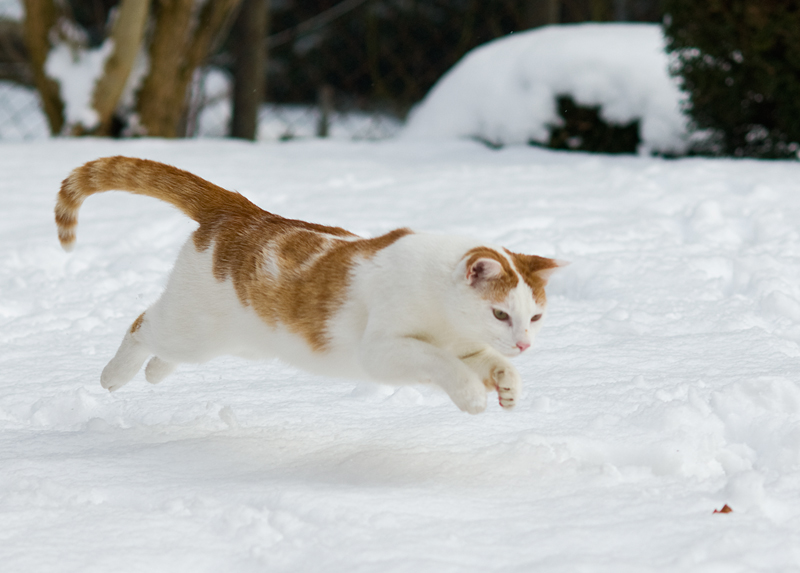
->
(713, 504, 733, 514)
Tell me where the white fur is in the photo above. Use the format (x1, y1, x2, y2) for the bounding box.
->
(101, 233, 549, 413)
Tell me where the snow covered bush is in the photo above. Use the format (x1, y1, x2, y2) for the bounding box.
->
(402, 23, 689, 155)
(664, 0, 800, 159)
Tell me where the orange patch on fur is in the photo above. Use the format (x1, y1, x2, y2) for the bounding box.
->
(130, 312, 145, 334)
(187, 190, 412, 350)
(199, 215, 411, 351)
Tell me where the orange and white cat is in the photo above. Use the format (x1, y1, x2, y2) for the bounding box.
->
(56, 157, 565, 414)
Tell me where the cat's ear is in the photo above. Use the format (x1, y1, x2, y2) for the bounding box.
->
(534, 259, 570, 284)
(466, 257, 504, 286)
(511, 254, 570, 285)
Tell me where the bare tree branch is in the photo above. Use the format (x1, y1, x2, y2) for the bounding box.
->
(267, 0, 370, 49)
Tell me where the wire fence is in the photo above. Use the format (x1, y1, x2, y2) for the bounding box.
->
(0, 0, 662, 141)
(188, 68, 404, 141)
(0, 80, 47, 139)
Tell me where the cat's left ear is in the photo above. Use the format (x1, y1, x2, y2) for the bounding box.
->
(535, 259, 570, 284)
(513, 254, 570, 285)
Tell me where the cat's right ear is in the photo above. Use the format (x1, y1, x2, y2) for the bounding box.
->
(466, 258, 504, 286)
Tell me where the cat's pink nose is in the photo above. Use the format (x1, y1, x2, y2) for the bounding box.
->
(516, 341, 530, 352)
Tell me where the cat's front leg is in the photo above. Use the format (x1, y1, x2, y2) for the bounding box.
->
(461, 350, 521, 410)
(358, 335, 488, 414)
(441, 368, 490, 414)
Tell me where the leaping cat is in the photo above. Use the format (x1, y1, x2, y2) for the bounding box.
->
(55, 156, 566, 414)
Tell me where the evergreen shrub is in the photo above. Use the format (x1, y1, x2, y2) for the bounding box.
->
(664, 0, 800, 158)
(545, 96, 641, 154)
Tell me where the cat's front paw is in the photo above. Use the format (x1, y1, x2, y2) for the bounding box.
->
(491, 366, 521, 410)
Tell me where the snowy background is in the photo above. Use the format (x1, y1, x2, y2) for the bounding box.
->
(2, 137, 800, 571)
(1, 23, 687, 150)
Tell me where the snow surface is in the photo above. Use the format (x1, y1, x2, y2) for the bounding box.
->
(2, 138, 800, 571)
(403, 23, 688, 155)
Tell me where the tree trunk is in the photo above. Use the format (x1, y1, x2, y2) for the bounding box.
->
(21, 0, 63, 134)
(230, 0, 267, 140)
(91, 0, 150, 135)
(137, 0, 241, 137)
(613, 0, 628, 21)
(136, 0, 195, 137)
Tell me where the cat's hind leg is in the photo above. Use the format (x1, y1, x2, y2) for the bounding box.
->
(144, 356, 176, 384)
(100, 313, 151, 392)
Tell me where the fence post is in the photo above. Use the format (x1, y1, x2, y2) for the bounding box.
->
(317, 84, 333, 138)
(613, 0, 628, 21)
(231, 0, 268, 140)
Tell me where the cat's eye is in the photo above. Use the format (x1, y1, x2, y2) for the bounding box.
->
(531, 314, 543, 322)
(493, 309, 510, 321)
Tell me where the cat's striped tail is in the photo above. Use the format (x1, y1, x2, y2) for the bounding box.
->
(55, 156, 261, 251)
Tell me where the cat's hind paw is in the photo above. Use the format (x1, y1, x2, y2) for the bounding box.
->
(145, 356, 176, 384)
(101, 362, 136, 392)
(100, 339, 148, 392)
(100, 328, 150, 392)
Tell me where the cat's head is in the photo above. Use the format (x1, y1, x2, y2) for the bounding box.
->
(452, 247, 567, 357)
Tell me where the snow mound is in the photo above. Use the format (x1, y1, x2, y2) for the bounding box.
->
(403, 23, 688, 154)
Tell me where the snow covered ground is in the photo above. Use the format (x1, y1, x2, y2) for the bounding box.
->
(2, 137, 800, 571)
